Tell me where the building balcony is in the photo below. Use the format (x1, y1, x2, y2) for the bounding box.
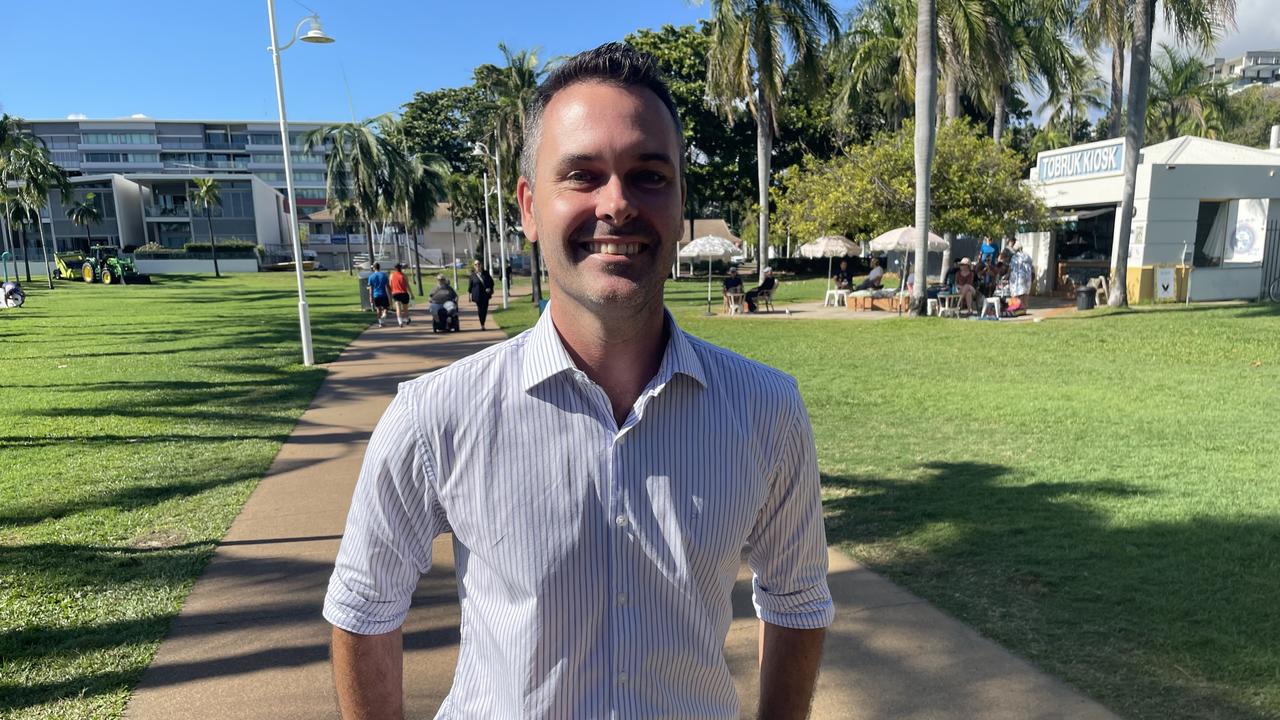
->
(81, 161, 164, 172)
(145, 205, 192, 220)
(162, 160, 249, 171)
(78, 142, 163, 152)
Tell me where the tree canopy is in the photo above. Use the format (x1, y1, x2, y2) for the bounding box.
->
(772, 120, 1045, 244)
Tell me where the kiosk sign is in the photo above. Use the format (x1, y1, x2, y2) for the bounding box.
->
(1037, 140, 1125, 183)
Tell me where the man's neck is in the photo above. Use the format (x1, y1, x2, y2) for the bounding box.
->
(549, 296, 667, 428)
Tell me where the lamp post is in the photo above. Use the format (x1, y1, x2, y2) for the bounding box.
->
(473, 141, 509, 309)
(479, 167, 493, 272)
(266, 1, 333, 367)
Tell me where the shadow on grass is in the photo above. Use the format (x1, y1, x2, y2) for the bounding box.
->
(824, 461, 1280, 720)
(0, 541, 459, 714)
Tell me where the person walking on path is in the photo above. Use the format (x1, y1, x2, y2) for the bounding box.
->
(389, 263, 414, 327)
(466, 259, 494, 330)
(366, 263, 391, 328)
(324, 42, 832, 720)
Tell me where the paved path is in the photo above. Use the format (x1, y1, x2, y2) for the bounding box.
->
(123, 305, 1118, 720)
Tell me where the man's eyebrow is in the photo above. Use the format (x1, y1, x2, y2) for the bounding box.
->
(552, 151, 677, 169)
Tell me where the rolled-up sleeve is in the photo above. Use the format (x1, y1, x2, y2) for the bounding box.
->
(323, 386, 447, 635)
(747, 392, 834, 629)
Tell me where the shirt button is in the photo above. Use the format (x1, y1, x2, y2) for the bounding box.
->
(617, 671, 629, 684)
(615, 515, 628, 527)
(616, 592, 628, 605)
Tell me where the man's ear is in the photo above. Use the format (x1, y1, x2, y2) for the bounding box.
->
(516, 176, 537, 245)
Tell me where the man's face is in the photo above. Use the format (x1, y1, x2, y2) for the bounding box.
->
(517, 81, 684, 315)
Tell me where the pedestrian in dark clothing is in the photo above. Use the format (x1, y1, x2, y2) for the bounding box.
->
(468, 260, 495, 330)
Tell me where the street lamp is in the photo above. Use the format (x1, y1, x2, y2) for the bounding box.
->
(472, 140, 509, 309)
(266, 2, 333, 367)
(471, 147, 494, 274)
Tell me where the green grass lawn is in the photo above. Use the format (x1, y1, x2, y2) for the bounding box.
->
(0, 272, 370, 720)
(497, 276, 1280, 720)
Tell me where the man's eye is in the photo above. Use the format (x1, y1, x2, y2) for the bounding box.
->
(635, 171, 668, 187)
(565, 171, 594, 184)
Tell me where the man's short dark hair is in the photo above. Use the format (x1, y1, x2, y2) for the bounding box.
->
(520, 42, 684, 185)
(373, 263, 380, 270)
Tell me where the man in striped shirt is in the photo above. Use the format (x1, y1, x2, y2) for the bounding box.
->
(325, 42, 833, 719)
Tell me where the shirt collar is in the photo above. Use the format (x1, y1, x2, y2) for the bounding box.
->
(520, 305, 707, 393)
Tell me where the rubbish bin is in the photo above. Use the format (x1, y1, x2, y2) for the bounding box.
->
(1075, 286, 1096, 311)
(357, 272, 372, 311)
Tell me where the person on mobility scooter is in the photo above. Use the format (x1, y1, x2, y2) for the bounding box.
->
(429, 275, 461, 333)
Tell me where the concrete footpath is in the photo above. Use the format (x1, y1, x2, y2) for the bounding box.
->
(123, 305, 1118, 720)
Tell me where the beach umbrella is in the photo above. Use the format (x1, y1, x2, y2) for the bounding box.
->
(868, 226, 949, 308)
(867, 226, 949, 253)
(797, 235, 858, 290)
(678, 235, 739, 315)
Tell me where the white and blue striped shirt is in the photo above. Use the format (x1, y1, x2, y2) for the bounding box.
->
(324, 308, 833, 719)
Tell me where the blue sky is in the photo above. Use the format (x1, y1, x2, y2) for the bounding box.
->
(0, 1, 725, 122)
(3, 0, 1270, 125)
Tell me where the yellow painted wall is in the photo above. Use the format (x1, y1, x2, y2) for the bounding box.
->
(1126, 265, 1190, 302)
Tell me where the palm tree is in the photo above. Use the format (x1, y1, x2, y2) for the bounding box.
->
(841, 0, 918, 130)
(6, 139, 70, 288)
(708, 0, 841, 284)
(912, 0, 939, 316)
(396, 155, 450, 293)
(983, 0, 1080, 146)
(1038, 52, 1109, 132)
(474, 44, 546, 302)
(66, 192, 103, 254)
(1, 116, 29, 274)
(189, 177, 223, 278)
(1145, 43, 1229, 142)
(1079, 0, 1134, 139)
(1109, 0, 1236, 307)
(303, 114, 413, 268)
(328, 198, 360, 274)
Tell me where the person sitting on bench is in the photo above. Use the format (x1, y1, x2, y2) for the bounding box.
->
(855, 258, 885, 290)
(745, 266, 776, 313)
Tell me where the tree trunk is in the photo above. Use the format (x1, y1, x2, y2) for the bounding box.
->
(530, 238, 544, 304)
(344, 224, 353, 275)
(1109, 34, 1126, 139)
(756, 84, 772, 285)
(207, 211, 221, 278)
(993, 89, 1007, 145)
(445, 220, 454, 295)
(912, 0, 938, 316)
(1110, 0, 1155, 308)
(21, 223, 32, 282)
(945, 71, 961, 120)
(84, 227, 92, 255)
(37, 216, 54, 289)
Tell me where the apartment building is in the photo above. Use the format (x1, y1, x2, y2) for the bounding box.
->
(1205, 50, 1280, 93)
(19, 118, 332, 217)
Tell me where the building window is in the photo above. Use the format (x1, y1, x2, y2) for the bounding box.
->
(82, 131, 156, 145)
(83, 152, 159, 163)
(295, 188, 327, 200)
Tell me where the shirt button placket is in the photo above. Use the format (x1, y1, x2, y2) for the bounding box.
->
(610, 434, 631, 714)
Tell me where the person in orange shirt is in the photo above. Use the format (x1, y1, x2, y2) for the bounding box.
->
(389, 264, 414, 327)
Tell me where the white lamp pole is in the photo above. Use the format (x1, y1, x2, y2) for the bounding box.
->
(474, 141, 509, 309)
(266, 1, 333, 367)
(492, 135, 510, 310)
(480, 169, 493, 272)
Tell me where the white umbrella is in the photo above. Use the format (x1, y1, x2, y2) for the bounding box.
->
(679, 235, 739, 315)
(869, 226, 948, 307)
(867, 226, 949, 253)
(797, 235, 859, 290)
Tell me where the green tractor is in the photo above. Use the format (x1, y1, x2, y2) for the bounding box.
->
(54, 245, 150, 285)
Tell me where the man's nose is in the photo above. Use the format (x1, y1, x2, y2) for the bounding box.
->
(596, 175, 637, 227)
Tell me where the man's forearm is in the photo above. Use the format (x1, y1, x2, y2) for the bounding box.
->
(332, 626, 403, 720)
(758, 620, 826, 720)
